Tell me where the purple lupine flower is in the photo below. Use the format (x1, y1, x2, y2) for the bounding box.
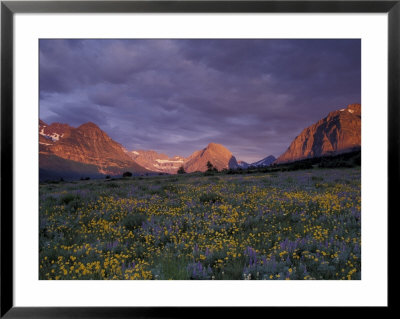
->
(303, 266, 307, 274)
(262, 256, 267, 265)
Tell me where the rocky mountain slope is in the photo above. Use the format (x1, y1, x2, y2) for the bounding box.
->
(39, 120, 149, 178)
(275, 103, 361, 164)
(183, 143, 238, 173)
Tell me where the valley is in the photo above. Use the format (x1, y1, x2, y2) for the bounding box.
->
(39, 103, 361, 181)
(37, 39, 363, 283)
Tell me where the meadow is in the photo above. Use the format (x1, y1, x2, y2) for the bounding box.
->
(39, 167, 361, 280)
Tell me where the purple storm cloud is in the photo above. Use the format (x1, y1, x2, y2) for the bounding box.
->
(39, 39, 360, 163)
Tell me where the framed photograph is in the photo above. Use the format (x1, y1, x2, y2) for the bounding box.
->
(1, 0, 395, 316)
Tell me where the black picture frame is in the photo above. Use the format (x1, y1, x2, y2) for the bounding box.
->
(1, 0, 395, 317)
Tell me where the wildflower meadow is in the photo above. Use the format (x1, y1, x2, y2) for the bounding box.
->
(39, 167, 361, 280)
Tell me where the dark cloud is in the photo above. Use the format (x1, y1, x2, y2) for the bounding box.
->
(39, 39, 360, 162)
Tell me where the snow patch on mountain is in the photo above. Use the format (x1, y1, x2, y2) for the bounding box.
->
(156, 159, 184, 164)
(39, 130, 64, 142)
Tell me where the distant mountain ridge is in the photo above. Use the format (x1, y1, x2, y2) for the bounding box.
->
(237, 155, 276, 168)
(127, 144, 276, 174)
(237, 161, 250, 169)
(275, 103, 361, 164)
(251, 155, 276, 167)
(127, 150, 185, 174)
(39, 121, 242, 178)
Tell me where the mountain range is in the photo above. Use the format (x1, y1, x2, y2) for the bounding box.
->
(238, 155, 277, 169)
(39, 103, 361, 180)
(127, 150, 185, 174)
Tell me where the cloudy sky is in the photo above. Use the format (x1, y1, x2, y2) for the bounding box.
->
(39, 39, 360, 163)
